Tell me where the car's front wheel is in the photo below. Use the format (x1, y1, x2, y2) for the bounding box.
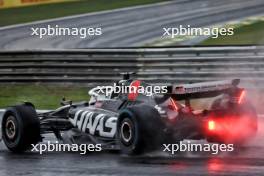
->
(2, 104, 41, 153)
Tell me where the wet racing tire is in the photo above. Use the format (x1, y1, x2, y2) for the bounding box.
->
(117, 105, 165, 155)
(2, 104, 41, 153)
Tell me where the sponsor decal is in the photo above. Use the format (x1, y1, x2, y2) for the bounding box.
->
(21, 0, 49, 3)
(70, 110, 117, 138)
(155, 105, 166, 114)
(175, 86, 185, 94)
(0, 0, 76, 9)
(174, 82, 231, 94)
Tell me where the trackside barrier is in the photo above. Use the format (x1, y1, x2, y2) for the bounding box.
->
(0, 46, 264, 88)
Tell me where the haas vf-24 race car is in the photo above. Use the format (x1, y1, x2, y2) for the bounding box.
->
(1, 77, 258, 155)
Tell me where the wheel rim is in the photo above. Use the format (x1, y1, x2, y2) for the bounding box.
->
(121, 121, 132, 143)
(5, 116, 16, 139)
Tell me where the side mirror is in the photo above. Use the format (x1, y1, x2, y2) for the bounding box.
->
(60, 97, 72, 106)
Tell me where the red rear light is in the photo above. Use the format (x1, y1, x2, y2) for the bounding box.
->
(238, 90, 245, 104)
(208, 120, 216, 131)
(169, 98, 178, 111)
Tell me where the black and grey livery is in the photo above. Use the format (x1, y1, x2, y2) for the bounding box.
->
(1, 74, 258, 155)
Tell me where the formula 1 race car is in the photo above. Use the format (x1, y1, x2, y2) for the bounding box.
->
(1, 74, 258, 155)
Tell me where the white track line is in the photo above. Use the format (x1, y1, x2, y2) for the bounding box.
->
(0, 109, 49, 113)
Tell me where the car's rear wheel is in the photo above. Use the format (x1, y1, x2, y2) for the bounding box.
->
(117, 105, 165, 155)
(2, 104, 41, 153)
(120, 118, 135, 146)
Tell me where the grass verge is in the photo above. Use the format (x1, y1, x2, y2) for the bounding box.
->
(0, 85, 89, 109)
(0, 0, 167, 27)
(201, 21, 264, 45)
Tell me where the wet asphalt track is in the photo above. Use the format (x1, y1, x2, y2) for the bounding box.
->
(0, 112, 263, 176)
(1, 0, 264, 49)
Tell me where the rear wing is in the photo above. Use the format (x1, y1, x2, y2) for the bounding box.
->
(168, 79, 241, 100)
